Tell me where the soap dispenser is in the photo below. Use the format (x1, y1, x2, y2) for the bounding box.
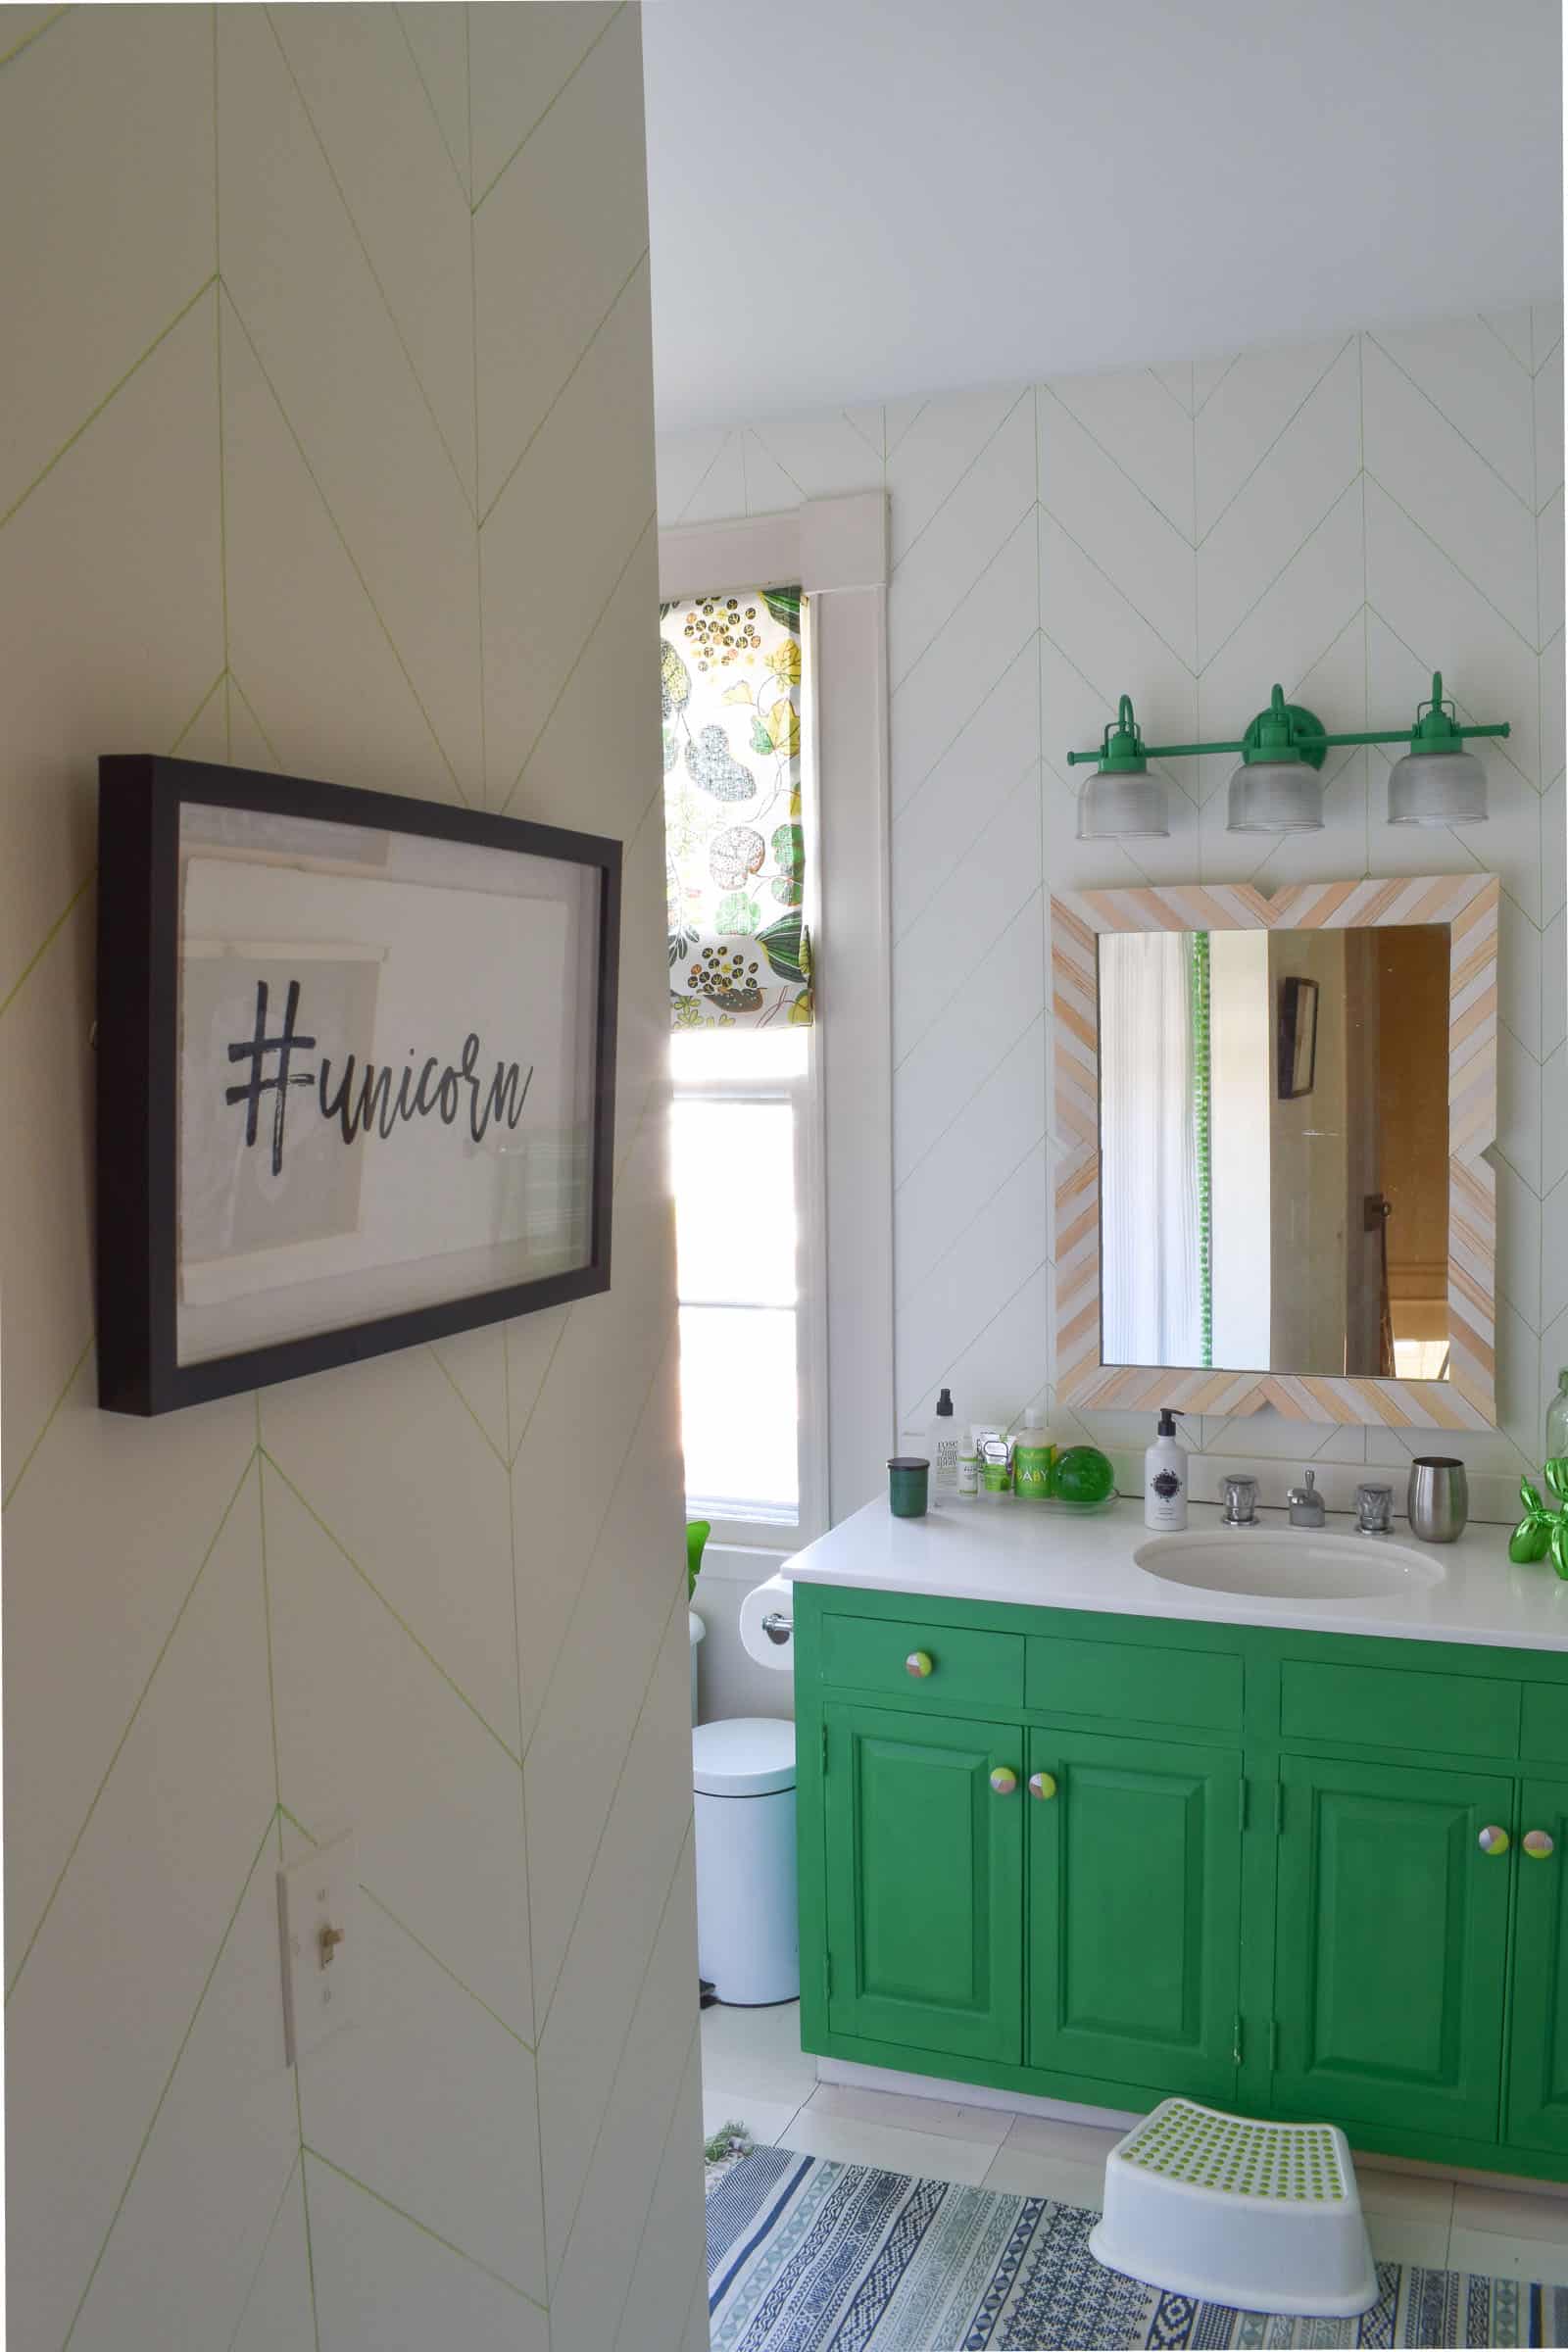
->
(1144, 1408, 1188, 1530)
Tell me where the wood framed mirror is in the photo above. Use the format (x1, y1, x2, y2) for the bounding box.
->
(1051, 875, 1498, 1430)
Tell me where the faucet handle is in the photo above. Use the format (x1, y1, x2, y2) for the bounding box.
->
(1354, 1481, 1394, 1536)
(1220, 1474, 1259, 1527)
(1287, 1467, 1326, 1526)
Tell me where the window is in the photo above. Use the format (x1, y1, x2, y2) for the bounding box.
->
(671, 1028, 823, 1534)
(660, 494, 894, 1533)
(662, 585, 826, 1542)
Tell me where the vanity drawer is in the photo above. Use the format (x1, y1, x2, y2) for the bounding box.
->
(1522, 1683, 1568, 1762)
(818, 1614, 1023, 1708)
(1280, 1659, 1520, 1758)
(1026, 1635, 1242, 1732)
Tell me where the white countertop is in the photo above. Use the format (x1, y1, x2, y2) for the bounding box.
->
(783, 1495, 1568, 1654)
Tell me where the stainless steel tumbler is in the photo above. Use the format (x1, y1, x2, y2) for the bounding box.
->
(1407, 1457, 1468, 1543)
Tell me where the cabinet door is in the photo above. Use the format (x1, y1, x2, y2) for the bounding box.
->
(1507, 1777, 1568, 2156)
(822, 1701, 1021, 2065)
(1274, 1753, 1511, 2142)
(1027, 1728, 1242, 2099)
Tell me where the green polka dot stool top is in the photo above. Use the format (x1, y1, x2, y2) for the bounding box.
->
(1088, 2097, 1377, 2320)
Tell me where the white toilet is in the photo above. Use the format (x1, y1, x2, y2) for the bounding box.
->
(692, 1717, 799, 2005)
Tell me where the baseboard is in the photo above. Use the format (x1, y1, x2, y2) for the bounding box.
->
(813, 2056, 1568, 2199)
(814, 2054, 1141, 2132)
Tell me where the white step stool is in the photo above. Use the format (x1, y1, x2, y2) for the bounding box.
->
(1089, 2097, 1378, 2319)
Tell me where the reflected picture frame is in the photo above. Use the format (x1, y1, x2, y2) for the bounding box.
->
(96, 755, 621, 1416)
(1050, 874, 1498, 1431)
(1276, 974, 1319, 1101)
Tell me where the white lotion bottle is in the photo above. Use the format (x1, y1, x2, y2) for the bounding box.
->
(1144, 1406, 1188, 1530)
(928, 1387, 960, 1506)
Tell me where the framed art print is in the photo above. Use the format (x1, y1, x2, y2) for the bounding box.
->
(96, 755, 621, 1414)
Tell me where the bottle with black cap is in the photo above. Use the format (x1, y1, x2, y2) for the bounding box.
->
(928, 1386, 960, 1506)
(1144, 1406, 1187, 1530)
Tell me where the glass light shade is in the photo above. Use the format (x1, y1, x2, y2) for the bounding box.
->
(1387, 745, 1488, 826)
(1076, 768, 1168, 841)
(1226, 759, 1324, 833)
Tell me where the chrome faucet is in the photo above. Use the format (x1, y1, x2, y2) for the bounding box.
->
(1287, 1468, 1326, 1529)
(1219, 1474, 1259, 1527)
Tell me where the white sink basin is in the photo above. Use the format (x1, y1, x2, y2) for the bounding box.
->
(1135, 1527, 1446, 1602)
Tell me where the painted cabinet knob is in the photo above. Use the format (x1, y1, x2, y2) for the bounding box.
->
(906, 1650, 934, 1679)
(1524, 1829, 1555, 1859)
(1478, 1824, 1510, 1856)
(989, 1766, 1018, 1796)
(1028, 1772, 1057, 1800)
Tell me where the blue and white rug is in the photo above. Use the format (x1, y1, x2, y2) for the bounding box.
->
(707, 2146, 1566, 2349)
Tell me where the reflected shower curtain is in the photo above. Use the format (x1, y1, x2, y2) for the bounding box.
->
(1100, 931, 1203, 1367)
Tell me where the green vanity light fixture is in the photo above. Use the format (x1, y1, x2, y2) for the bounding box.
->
(1075, 696, 1169, 841)
(1065, 675, 1508, 837)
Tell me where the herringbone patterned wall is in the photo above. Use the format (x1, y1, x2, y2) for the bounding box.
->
(2, 9, 706, 2349)
(659, 307, 1566, 1520)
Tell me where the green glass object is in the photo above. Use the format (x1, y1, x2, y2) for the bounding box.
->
(1511, 1464, 1568, 1579)
(686, 1519, 710, 1597)
(1053, 1445, 1115, 1506)
(1510, 1516, 1552, 1565)
(1547, 1369, 1568, 1464)
(887, 1456, 929, 1518)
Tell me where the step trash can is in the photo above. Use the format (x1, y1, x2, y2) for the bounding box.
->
(692, 1717, 798, 2005)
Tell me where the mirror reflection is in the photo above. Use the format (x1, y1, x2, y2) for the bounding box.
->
(1098, 925, 1449, 1382)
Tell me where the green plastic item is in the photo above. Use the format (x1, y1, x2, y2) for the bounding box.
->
(1053, 1445, 1115, 1506)
(1509, 1461, 1568, 1577)
(686, 1519, 710, 1597)
(1012, 1429, 1056, 1500)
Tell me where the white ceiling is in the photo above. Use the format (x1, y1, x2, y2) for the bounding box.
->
(642, 0, 1563, 432)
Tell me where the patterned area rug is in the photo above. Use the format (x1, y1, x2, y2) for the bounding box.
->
(707, 2146, 1566, 2350)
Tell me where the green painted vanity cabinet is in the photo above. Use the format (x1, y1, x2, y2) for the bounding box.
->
(821, 1702, 1021, 2064)
(1027, 1729, 1242, 2100)
(1271, 1753, 1512, 2142)
(793, 1582, 1568, 2185)
(1509, 1777, 1568, 2157)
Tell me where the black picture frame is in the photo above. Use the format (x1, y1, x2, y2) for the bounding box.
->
(96, 754, 621, 1416)
(1276, 973, 1319, 1101)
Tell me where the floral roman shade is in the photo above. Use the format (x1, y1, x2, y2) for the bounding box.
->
(662, 586, 812, 1030)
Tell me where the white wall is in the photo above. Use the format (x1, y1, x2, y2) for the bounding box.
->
(1, 10, 705, 2349)
(659, 304, 1566, 1526)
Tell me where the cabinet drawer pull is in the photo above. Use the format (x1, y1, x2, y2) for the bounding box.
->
(1478, 1824, 1510, 1856)
(905, 1650, 934, 1679)
(989, 1766, 1018, 1795)
(1524, 1829, 1555, 1859)
(1027, 1771, 1057, 1800)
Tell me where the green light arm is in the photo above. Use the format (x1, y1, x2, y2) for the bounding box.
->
(1067, 675, 1509, 767)
(1065, 718, 1509, 766)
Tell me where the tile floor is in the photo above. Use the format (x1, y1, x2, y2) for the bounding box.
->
(701, 2001, 1568, 2286)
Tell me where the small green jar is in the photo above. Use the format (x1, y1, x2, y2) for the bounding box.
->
(887, 1456, 929, 1517)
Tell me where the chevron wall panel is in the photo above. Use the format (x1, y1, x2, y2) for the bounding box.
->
(657, 302, 1565, 1522)
(2, 10, 706, 2350)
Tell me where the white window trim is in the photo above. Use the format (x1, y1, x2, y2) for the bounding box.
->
(660, 493, 894, 1541)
